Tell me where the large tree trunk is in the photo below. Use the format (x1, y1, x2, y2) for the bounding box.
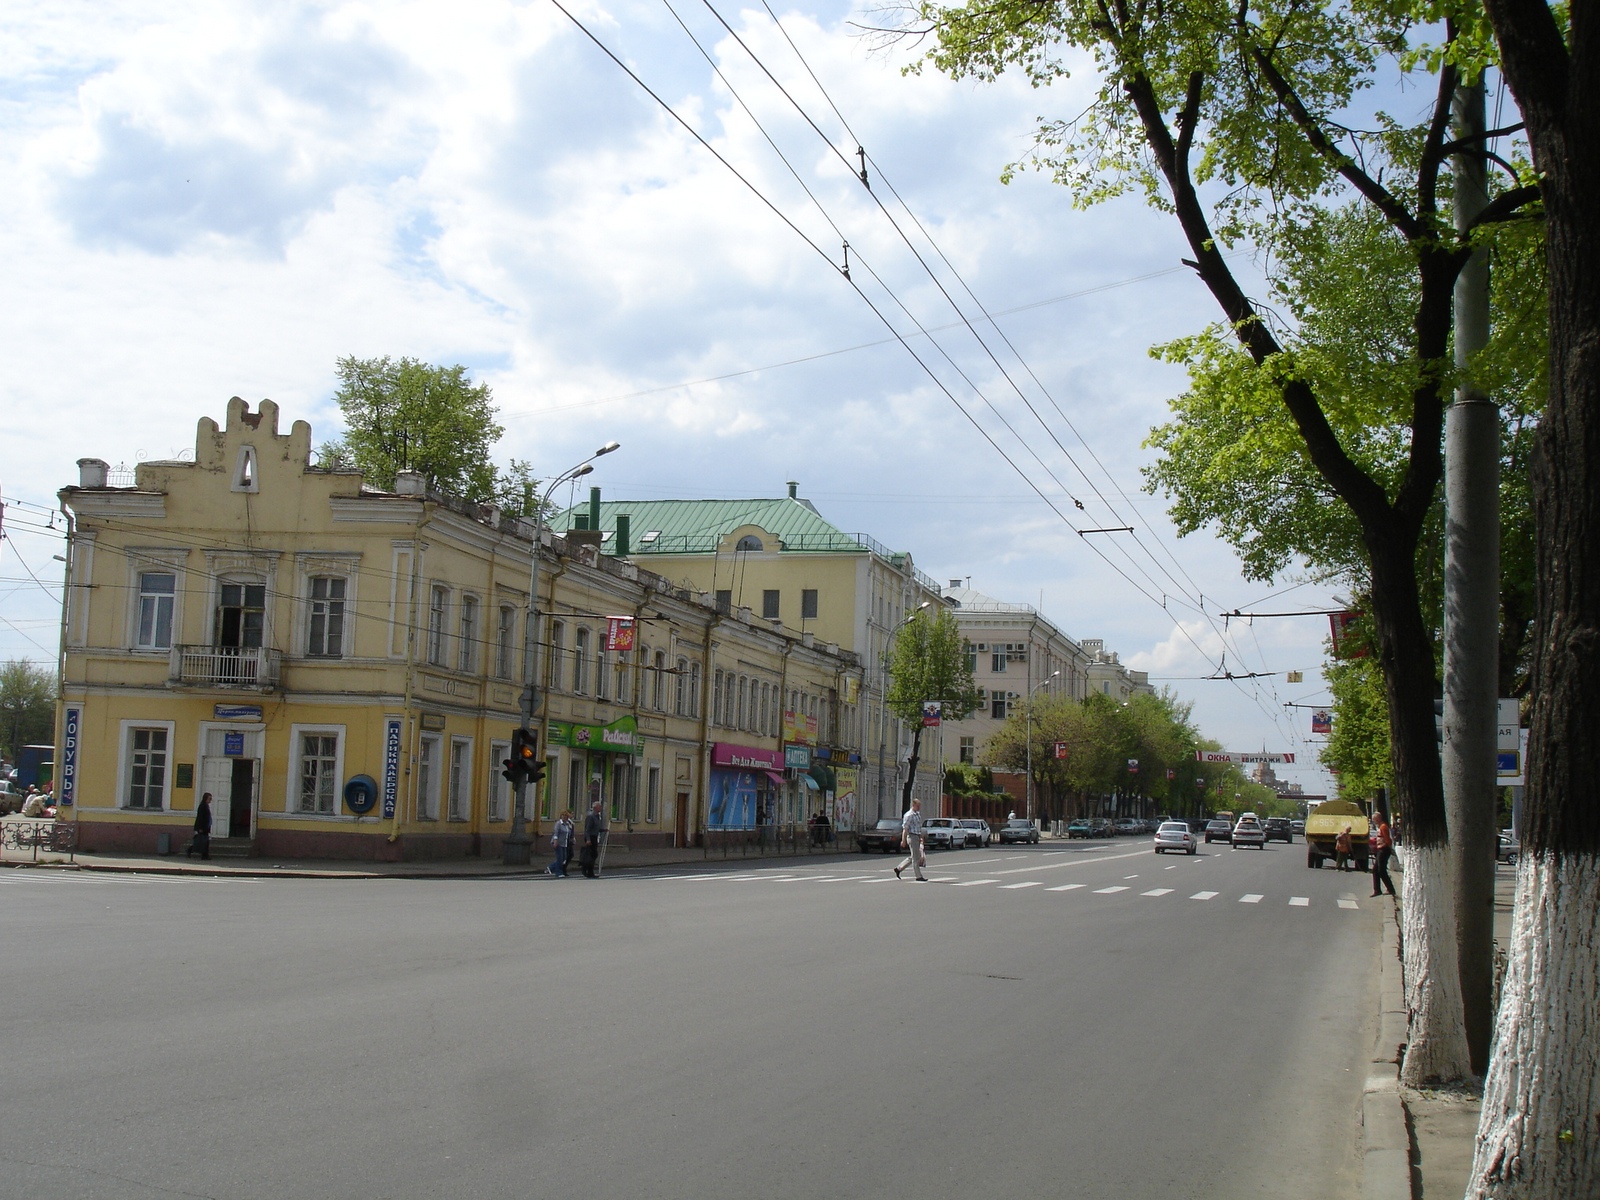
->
(900, 722, 923, 812)
(1367, 527, 1472, 1085)
(1471, 2, 1600, 1193)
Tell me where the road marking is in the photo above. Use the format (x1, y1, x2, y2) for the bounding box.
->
(1164, 864, 1179, 870)
(776, 875, 841, 882)
(1047, 883, 1086, 892)
(1240, 894, 1264, 904)
(1289, 896, 1311, 906)
(1141, 888, 1173, 897)
(952, 879, 999, 887)
(1123, 874, 1139, 879)
(928, 876, 959, 883)
(1338, 898, 1360, 909)
(1190, 891, 1219, 900)
(862, 878, 897, 884)
(1093, 885, 1129, 894)
(1000, 881, 1043, 890)
(991, 847, 1152, 876)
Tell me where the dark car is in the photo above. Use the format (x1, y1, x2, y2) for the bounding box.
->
(1264, 817, 1294, 843)
(1203, 818, 1233, 845)
(857, 818, 904, 854)
(998, 818, 1040, 844)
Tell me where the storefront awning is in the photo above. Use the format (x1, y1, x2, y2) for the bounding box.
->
(762, 770, 787, 788)
(800, 774, 820, 790)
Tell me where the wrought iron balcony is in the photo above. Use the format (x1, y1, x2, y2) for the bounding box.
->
(169, 645, 281, 688)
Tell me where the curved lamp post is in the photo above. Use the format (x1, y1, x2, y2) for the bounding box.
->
(502, 441, 621, 864)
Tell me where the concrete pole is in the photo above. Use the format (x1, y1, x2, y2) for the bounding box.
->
(1443, 74, 1500, 1076)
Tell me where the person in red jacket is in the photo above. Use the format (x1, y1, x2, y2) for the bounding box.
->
(1370, 813, 1396, 897)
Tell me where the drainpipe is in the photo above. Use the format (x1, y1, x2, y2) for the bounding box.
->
(696, 611, 721, 850)
(55, 500, 76, 854)
(625, 597, 646, 832)
(389, 503, 432, 844)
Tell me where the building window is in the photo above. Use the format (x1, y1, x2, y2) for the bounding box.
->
(427, 587, 448, 666)
(959, 736, 975, 764)
(297, 732, 339, 814)
(762, 589, 780, 620)
(596, 645, 610, 700)
(992, 642, 1027, 672)
(801, 589, 818, 620)
(549, 621, 566, 691)
(568, 753, 586, 813)
(137, 572, 176, 650)
(964, 640, 977, 674)
(126, 727, 168, 809)
(307, 577, 346, 657)
(217, 582, 265, 649)
(713, 669, 725, 726)
(458, 596, 478, 674)
(653, 650, 667, 710)
(991, 692, 1011, 720)
(540, 756, 557, 820)
(647, 764, 660, 824)
(496, 606, 516, 679)
(417, 735, 440, 820)
(448, 738, 471, 820)
(574, 628, 590, 693)
(489, 739, 511, 822)
(715, 589, 732, 614)
(690, 662, 702, 718)
(737, 676, 748, 730)
(613, 653, 628, 704)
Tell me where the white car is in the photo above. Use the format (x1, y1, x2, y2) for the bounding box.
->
(920, 817, 965, 850)
(958, 818, 992, 847)
(1153, 821, 1197, 855)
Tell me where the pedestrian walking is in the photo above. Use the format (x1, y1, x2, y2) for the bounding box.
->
(894, 798, 927, 881)
(1334, 825, 1353, 872)
(579, 799, 605, 878)
(187, 793, 213, 860)
(1370, 813, 1397, 897)
(549, 809, 575, 877)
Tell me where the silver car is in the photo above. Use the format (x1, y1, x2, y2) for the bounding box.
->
(1231, 817, 1267, 849)
(1154, 821, 1197, 855)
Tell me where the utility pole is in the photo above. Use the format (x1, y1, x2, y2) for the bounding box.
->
(1443, 73, 1500, 1076)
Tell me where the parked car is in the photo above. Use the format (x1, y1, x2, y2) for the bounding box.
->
(1232, 816, 1267, 849)
(998, 818, 1040, 844)
(1113, 817, 1142, 836)
(1497, 831, 1520, 865)
(958, 818, 992, 847)
(1066, 819, 1094, 839)
(1203, 818, 1233, 845)
(921, 817, 965, 850)
(1153, 821, 1197, 855)
(857, 818, 905, 854)
(1089, 818, 1115, 838)
(1264, 817, 1294, 843)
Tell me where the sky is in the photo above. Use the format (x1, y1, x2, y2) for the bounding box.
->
(0, 0, 1345, 794)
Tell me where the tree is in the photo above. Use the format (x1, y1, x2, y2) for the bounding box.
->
(911, 0, 1543, 1086)
(318, 356, 505, 502)
(0, 659, 56, 763)
(1468, 4, 1600, 1194)
(885, 607, 983, 811)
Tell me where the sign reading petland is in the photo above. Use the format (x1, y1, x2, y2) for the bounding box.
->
(1194, 750, 1296, 764)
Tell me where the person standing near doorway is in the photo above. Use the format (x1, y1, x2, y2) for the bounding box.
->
(187, 793, 213, 860)
(1371, 812, 1397, 897)
(580, 799, 605, 878)
(895, 798, 927, 881)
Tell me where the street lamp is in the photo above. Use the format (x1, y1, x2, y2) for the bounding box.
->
(502, 440, 621, 865)
(875, 600, 930, 818)
(1024, 670, 1061, 826)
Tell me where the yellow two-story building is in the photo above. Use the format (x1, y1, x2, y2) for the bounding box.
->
(57, 398, 861, 860)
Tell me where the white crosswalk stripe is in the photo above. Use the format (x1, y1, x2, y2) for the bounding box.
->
(1338, 898, 1359, 909)
(999, 881, 1042, 890)
(1289, 896, 1310, 907)
(1240, 894, 1264, 904)
(1191, 891, 1219, 900)
(1093, 885, 1129, 894)
(1047, 883, 1085, 892)
(953, 879, 999, 887)
(1141, 888, 1172, 897)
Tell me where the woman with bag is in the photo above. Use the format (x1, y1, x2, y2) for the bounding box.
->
(549, 809, 575, 878)
(187, 793, 213, 860)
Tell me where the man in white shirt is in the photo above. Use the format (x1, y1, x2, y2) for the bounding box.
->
(895, 798, 927, 881)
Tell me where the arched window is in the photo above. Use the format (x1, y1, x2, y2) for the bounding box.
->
(735, 534, 763, 552)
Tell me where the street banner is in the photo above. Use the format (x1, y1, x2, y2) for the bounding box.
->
(1311, 710, 1332, 734)
(1166, 768, 1175, 781)
(1053, 741, 1068, 759)
(605, 616, 635, 652)
(1195, 750, 1296, 764)
(922, 701, 942, 727)
(1329, 611, 1366, 657)
(1127, 758, 1139, 774)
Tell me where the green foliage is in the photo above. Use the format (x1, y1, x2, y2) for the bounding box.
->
(0, 659, 56, 762)
(1323, 643, 1395, 801)
(886, 608, 983, 727)
(943, 762, 994, 798)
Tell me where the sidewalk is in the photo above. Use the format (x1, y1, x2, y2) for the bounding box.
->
(1, 838, 871, 879)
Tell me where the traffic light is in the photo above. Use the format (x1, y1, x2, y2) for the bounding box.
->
(503, 727, 539, 786)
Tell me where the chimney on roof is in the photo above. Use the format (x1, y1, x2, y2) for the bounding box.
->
(77, 458, 109, 488)
(395, 471, 426, 496)
(588, 486, 601, 534)
(615, 513, 631, 556)
(787, 481, 798, 499)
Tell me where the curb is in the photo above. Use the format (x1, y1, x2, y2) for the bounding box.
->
(1365, 896, 1414, 1200)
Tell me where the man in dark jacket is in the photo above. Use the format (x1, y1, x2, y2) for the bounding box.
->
(188, 793, 213, 860)
(580, 799, 606, 878)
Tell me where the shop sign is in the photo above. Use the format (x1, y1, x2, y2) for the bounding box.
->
(214, 703, 262, 720)
(549, 715, 642, 753)
(784, 744, 812, 769)
(712, 742, 783, 771)
(60, 707, 80, 807)
(382, 717, 403, 819)
(224, 731, 245, 757)
(782, 709, 818, 745)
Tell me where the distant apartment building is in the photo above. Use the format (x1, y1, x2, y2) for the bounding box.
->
(55, 399, 861, 861)
(557, 485, 945, 820)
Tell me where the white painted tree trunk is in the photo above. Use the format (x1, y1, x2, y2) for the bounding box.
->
(1466, 852, 1600, 1197)
(1398, 842, 1472, 1086)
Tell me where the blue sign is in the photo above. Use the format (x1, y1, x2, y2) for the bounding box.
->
(784, 744, 812, 769)
(1497, 751, 1519, 774)
(223, 731, 245, 757)
(60, 707, 80, 807)
(214, 704, 263, 720)
(344, 774, 379, 815)
(382, 718, 402, 820)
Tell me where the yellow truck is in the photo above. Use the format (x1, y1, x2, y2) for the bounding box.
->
(1305, 799, 1370, 871)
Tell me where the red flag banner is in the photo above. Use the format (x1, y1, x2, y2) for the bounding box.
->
(605, 616, 636, 652)
(1329, 611, 1365, 657)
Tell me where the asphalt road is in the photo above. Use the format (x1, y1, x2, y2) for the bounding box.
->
(1, 838, 1382, 1200)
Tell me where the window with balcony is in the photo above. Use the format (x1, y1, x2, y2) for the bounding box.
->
(137, 573, 176, 650)
(217, 582, 265, 650)
(125, 726, 169, 810)
(297, 732, 340, 814)
(307, 577, 346, 658)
